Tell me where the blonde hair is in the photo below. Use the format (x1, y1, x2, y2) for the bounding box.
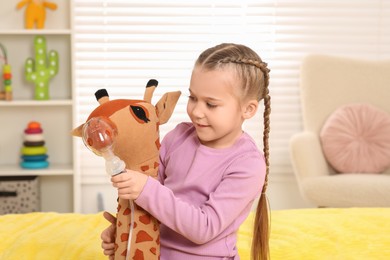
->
(195, 43, 271, 260)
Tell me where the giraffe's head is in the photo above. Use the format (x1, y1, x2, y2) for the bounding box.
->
(72, 80, 181, 168)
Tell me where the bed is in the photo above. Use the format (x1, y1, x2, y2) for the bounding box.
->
(1, 208, 389, 259)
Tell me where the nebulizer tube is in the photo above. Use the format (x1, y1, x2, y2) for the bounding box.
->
(81, 117, 134, 260)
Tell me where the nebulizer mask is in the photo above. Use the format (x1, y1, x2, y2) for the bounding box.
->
(81, 116, 126, 176)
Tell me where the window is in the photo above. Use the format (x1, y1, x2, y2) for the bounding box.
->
(74, 0, 390, 179)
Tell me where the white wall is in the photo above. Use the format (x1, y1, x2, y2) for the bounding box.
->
(267, 175, 314, 210)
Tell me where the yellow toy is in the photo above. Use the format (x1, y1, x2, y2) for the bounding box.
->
(16, 0, 58, 29)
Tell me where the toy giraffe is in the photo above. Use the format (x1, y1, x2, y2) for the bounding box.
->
(72, 80, 181, 260)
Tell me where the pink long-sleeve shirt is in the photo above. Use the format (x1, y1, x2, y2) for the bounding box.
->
(136, 122, 265, 259)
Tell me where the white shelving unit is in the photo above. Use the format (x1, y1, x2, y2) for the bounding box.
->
(0, 0, 77, 212)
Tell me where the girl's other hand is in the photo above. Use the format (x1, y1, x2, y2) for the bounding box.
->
(111, 169, 148, 200)
(101, 211, 116, 259)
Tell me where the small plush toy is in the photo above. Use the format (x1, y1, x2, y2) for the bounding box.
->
(72, 80, 181, 260)
(16, 0, 58, 29)
(25, 36, 59, 100)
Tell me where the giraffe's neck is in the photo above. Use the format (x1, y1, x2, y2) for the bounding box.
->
(114, 154, 160, 260)
(129, 154, 160, 178)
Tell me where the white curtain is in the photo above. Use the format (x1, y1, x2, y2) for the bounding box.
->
(73, 0, 390, 183)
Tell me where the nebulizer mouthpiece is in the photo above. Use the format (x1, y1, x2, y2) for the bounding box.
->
(81, 117, 126, 176)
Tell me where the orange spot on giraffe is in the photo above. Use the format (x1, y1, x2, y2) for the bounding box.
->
(139, 214, 151, 225)
(121, 249, 127, 256)
(141, 165, 149, 172)
(154, 162, 159, 169)
(133, 249, 144, 260)
(155, 138, 161, 150)
(123, 207, 131, 215)
(150, 247, 157, 255)
(121, 232, 129, 242)
(118, 221, 122, 227)
(156, 235, 160, 245)
(136, 230, 153, 243)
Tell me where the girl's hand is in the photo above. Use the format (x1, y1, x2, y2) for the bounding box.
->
(111, 169, 148, 200)
(101, 211, 116, 259)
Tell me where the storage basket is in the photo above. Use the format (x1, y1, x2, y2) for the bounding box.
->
(0, 176, 40, 214)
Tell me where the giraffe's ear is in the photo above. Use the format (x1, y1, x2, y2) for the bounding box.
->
(71, 123, 84, 137)
(155, 91, 181, 125)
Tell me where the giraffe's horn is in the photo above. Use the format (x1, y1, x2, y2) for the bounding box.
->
(143, 79, 158, 103)
(95, 89, 110, 105)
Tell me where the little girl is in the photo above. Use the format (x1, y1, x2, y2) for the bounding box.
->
(101, 43, 271, 260)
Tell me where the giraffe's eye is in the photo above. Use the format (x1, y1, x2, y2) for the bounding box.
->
(130, 105, 150, 123)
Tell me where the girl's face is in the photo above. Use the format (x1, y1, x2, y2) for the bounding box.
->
(187, 66, 248, 149)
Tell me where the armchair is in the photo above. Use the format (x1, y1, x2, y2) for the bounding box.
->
(290, 54, 390, 207)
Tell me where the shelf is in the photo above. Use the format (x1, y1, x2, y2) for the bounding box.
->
(0, 100, 73, 107)
(0, 0, 75, 213)
(0, 29, 71, 35)
(0, 164, 73, 176)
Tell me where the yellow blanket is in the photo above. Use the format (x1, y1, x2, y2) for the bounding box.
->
(0, 208, 389, 259)
(239, 208, 390, 260)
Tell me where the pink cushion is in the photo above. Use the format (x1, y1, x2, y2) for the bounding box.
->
(320, 103, 390, 173)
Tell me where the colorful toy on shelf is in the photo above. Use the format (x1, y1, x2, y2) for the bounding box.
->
(25, 36, 59, 100)
(0, 43, 12, 101)
(16, 0, 58, 29)
(20, 121, 49, 169)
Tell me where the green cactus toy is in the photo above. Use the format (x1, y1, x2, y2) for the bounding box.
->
(25, 36, 59, 100)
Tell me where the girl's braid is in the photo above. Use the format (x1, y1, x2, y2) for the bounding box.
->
(214, 46, 271, 260)
(262, 86, 271, 194)
(220, 57, 270, 90)
(220, 57, 271, 194)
